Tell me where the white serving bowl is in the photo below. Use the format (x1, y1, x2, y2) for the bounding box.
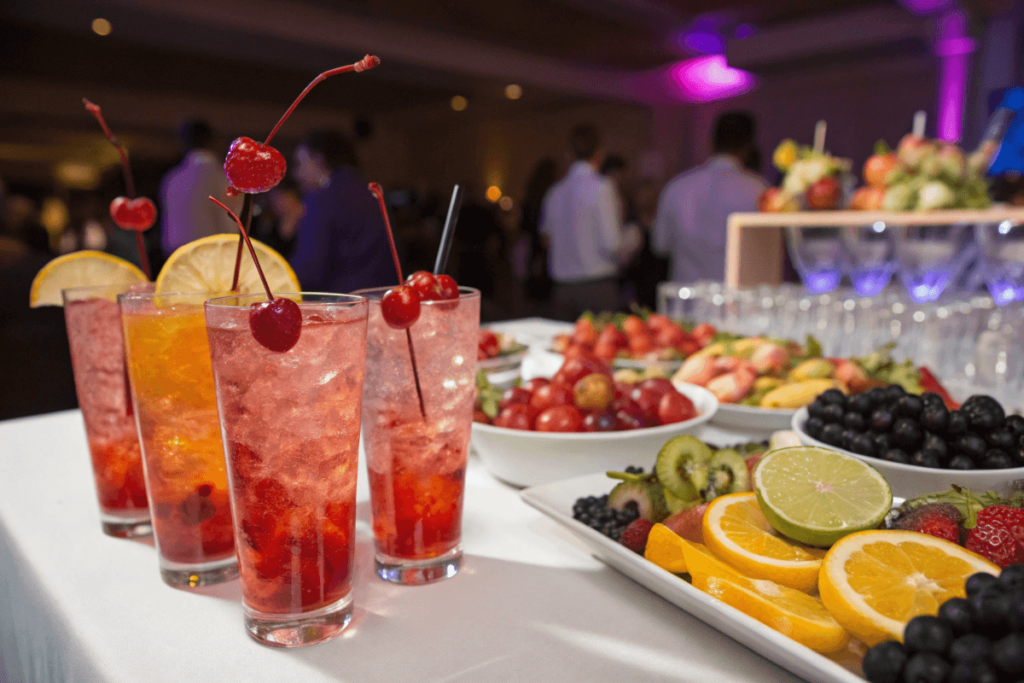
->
(477, 349, 528, 390)
(792, 406, 1024, 499)
(712, 403, 797, 434)
(471, 383, 718, 488)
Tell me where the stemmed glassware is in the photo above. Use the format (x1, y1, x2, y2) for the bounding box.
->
(785, 226, 845, 293)
(892, 223, 975, 303)
(975, 219, 1024, 306)
(843, 222, 896, 297)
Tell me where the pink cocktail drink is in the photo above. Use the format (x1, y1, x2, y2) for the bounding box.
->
(359, 287, 480, 585)
(205, 293, 368, 648)
(63, 284, 151, 538)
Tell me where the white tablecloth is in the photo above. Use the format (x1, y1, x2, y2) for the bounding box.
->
(0, 319, 797, 683)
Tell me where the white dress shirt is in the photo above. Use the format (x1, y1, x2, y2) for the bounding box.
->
(540, 160, 623, 282)
(652, 155, 766, 283)
(159, 149, 242, 256)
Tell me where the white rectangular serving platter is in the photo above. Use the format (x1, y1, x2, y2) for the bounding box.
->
(521, 472, 867, 683)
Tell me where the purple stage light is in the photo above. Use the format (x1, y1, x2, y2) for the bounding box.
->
(898, 0, 952, 14)
(680, 30, 725, 55)
(670, 56, 756, 103)
(733, 24, 756, 40)
(935, 10, 974, 142)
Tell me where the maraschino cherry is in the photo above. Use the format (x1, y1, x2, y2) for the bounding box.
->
(223, 55, 380, 195)
(209, 197, 302, 353)
(83, 99, 154, 278)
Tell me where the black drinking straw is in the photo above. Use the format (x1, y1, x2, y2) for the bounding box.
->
(433, 185, 463, 275)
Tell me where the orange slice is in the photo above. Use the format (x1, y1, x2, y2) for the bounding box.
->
(644, 523, 689, 573)
(819, 530, 1000, 646)
(155, 234, 299, 296)
(703, 492, 825, 593)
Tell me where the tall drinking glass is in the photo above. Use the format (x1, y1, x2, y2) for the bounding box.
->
(785, 226, 846, 293)
(205, 293, 368, 647)
(119, 291, 237, 588)
(358, 286, 480, 586)
(63, 283, 151, 538)
(975, 220, 1024, 306)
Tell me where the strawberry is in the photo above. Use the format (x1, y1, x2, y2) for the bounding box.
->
(891, 503, 962, 544)
(619, 518, 654, 554)
(965, 505, 1024, 568)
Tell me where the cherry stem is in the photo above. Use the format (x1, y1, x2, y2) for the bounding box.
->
(263, 55, 380, 146)
(83, 99, 136, 198)
(367, 181, 426, 420)
(134, 231, 151, 280)
(230, 195, 253, 292)
(209, 197, 273, 301)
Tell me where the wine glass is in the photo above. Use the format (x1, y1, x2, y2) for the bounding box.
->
(786, 226, 846, 293)
(842, 222, 895, 297)
(892, 223, 974, 303)
(975, 220, 1024, 306)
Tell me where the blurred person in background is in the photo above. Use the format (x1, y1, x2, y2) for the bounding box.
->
(448, 183, 511, 321)
(599, 154, 642, 272)
(519, 158, 557, 311)
(541, 124, 629, 320)
(652, 111, 766, 284)
(250, 177, 303, 259)
(160, 119, 240, 257)
(0, 189, 77, 420)
(288, 129, 393, 293)
(620, 178, 669, 310)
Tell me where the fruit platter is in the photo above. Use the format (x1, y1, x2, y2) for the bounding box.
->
(470, 351, 718, 486)
(523, 429, 1024, 683)
(794, 386, 1024, 498)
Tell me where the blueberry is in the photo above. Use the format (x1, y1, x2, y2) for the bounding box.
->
(921, 432, 949, 463)
(962, 395, 1006, 430)
(987, 429, 1015, 450)
(993, 632, 1024, 676)
(954, 434, 987, 462)
(849, 433, 876, 457)
(948, 455, 975, 470)
(804, 416, 825, 439)
(873, 433, 892, 452)
(822, 403, 846, 424)
(903, 616, 953, 655)
(1006, 414, 1024, 438)
(939, 598, 975, 636)
(972, 589, 1013, 635)
(863, 641, 907, 683)
(865, 387, 889, 405)
(946, 410, 968, 436)
(872, 408, 896, 433)
(891, 418, 924, 450)
(947, 660, 1000, 683)
(999, 565, 1024, 592)
(982, 450, 1015, 469)
(841, 429, 859, 450)
(820, 423, 845, 447)
(883, 449, 911, 464)
(896, 395, 925, 419)
(884, 385, 907, 403)
(901, 652, 948, 683)
(919, 405, 949, 434)
(1008, 592, 1024, 630)
(844, 411, 867, 432)
(624, 465, 645, 474)
(965, 572, 1001, 598)
(808, 400, 829, 419)
(948, 633, 992, 661)
(911, 451, 942, 468)
(921, 392, 945, 408)
(848, 393, 875, 415)
(821, 388, 847, 406)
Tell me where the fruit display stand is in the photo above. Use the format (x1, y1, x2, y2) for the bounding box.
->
(723, 207, 1024, 289)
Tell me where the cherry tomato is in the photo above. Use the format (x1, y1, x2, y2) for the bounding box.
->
(615, 407, 648, 430)
(646, 314, 673, 331)
(628, 333, 653, 356)
(657, 390, 697, 425)
(638, 378, 675, 397)
(473, 410, 491, 424)
(536, 405, 583, 432)
(499, 386, 532, 410)
(523, 378, 550, 394)
(692, 323, 716, 346)
(572, 374, 614, 411)
(381, 285, 420, 329)
(592, 341, 618, 361)
(406, 270, 441, 301)
(596, 324, 627, 349)
(622, 315, 646, 338)
(613, 381, 634, 404)
(582, 411, 618, 432)
(553, 352, 612, 390)
(630, 386, 663, 425)
(435, 274, 460, 302)
(494, 404, 537, 430)
(529, 383, 573, 413)
(655, 325, 686, 347)
(478, 329, 500, 358)
(572, 318, 597, 347)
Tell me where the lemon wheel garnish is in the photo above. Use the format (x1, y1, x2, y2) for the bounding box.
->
(155, 234, 299, 296)
(29, 251, 147, 307)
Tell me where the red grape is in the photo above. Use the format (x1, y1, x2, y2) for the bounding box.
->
(381, 285, 421, 329)
(657, 390, 697, 425)
(536, 405, 583, 432)
(494, 404, 537, 430)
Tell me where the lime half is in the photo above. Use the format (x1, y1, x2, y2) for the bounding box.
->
(753, 446, 892, 547)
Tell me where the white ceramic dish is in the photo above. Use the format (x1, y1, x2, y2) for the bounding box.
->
(520, 472, 866, 683)
(477, 349, 529, 390)
(471, 383, 718, 487)
(710, 402, 797, 433)
(791, 407, 1024, 499)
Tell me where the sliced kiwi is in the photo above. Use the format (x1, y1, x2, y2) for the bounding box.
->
(605, 471, 646, 483)
(655, 435, 713, 503)
(608, 481, 669, 523)
(663, 487, 692, 515)
(705, 449, 749, 500)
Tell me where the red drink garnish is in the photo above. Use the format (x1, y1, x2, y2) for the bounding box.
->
(406, 271, 441, 301)
(209, 197, 301, 353)
(83, 98, 153, 279)
(380, 285, 421, 330)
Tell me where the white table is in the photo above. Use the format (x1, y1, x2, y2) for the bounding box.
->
(0, 319, 796, 683)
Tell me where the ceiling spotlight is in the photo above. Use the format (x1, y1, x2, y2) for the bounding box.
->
(485, 186, 501, 203)
(91, 18, 112, 36)
(450, 96, 468, 112)
(504, 84, 522, 100)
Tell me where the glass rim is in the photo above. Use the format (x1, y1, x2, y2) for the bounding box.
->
(117, 289, 218, 303)
(352, 285, 480, 303)
(61, 281, 153, 297)
(204, 292, 368, 310)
